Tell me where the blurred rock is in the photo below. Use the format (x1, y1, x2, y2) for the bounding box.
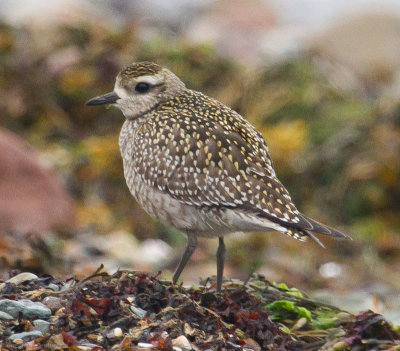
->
(5, 272, 38, 285)
(9, 331, 43, 340)
(186, 0, 276, 64)
(42, 296, 62, 311)
(100, 231, 172, 266)
(102, 230, 139, 264)
(33, 319, 50, 334)
(0, 311, 13, 320)
(136, 238, 172, 265)
(132, 0, 210, 35)
(0, 0, 97, 27)
(0, 272, 39, 291)
(0, 299, 51, 319)
(311, 13, 400, 98)
(319, 262, 343, 279)
(0, 128, 75, 234)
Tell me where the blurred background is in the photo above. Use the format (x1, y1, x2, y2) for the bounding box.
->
(0, 0, 399, 322)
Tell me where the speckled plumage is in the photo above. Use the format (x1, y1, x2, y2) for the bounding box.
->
(86, 61, 350, 290)
(119, 90, 304, 236)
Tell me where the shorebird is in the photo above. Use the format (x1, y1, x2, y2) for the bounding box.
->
(86, 62, 350, 291)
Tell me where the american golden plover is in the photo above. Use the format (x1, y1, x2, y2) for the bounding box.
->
(86, 61, 350, 291)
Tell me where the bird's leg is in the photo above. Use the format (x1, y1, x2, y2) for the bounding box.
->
(172, 234, 197, 285)
(216, 237, 226, 292)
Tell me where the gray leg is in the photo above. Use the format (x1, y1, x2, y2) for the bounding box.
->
(172, 234, 197, 285)
(216, 237, 226, 292)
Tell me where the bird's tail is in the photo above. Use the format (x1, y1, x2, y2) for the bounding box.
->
(282, 214, 351, 248)
(299, 214, 351, 240)
(283, 227, 326, 248)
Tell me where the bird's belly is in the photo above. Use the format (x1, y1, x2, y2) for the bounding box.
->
(126, 173, 285, 237)
(124, 173, 236, 237)
(126, 175, 204, 232)
(135, 181, 197, 230)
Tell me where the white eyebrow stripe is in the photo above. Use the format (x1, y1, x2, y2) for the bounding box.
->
(136, 74, 165, 85)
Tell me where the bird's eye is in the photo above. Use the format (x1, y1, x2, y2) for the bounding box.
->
(135, 82, 150, 93)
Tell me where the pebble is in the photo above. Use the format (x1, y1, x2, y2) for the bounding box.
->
(172, 335, 192, 350)
(6, 272, 38, 284)
(0, 311, 14, 320)
(9, 331, 43, 340)
(0, 272, 39, 291)
(33, 319, 50, 334)
(0, 299, 51, 319)
(106, 327, 124, 340)
(47, 283, 60, 291)
(113, 327, 123, 338)
(130, 305, 147, 318)
(42, 296, 62, 311)
(75, 343, 102, 350)
(138, 342, 154, 348)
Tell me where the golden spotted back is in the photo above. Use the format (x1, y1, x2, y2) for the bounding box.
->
(127, 89, 304, 226)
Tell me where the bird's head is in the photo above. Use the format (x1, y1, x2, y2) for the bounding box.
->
(85, 62, 186, 119)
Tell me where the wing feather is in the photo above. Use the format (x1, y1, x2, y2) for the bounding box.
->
(141, 90, 348, 238)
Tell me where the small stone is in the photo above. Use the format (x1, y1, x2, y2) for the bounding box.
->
(75, 343, 102, 350)
(114, 327, 123, 338)
(172, 335, 192, 350)
(87, 334, 103, 343)
(0, 311, 13, 320)
(9, 331, 43, 340)
(33, 319, 50, 334)
(6, 272, 38, 285)
(42, 296, 62, 310)
(173, 347, 183, 351)
(0, 299, 51, 319)
(47, 283, 60, 291)
(130, 305, 147, 318)
(12, 338, 23, 344)
(59, 279, 76, 292)
(106, 327, 123, 340)
(137, 342, 154, 348)
(0, 272, 39, 291)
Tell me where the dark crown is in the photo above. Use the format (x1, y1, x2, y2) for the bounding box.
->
(120, 62, 163, 79)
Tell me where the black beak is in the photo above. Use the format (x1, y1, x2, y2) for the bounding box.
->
(85, 92, 120, 106)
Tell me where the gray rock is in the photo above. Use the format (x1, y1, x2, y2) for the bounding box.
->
(33, 319, 50, 334)
(0, 299, 51, 319)
(0, 273, 38, 294)
(9, 330, 43, 340)
(0, 311, 13, 320)
(6, 272, 38, 285)
(130, 305, 147, 318)
(47, 283, 60, 291)
(42, 296, 62, 310)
